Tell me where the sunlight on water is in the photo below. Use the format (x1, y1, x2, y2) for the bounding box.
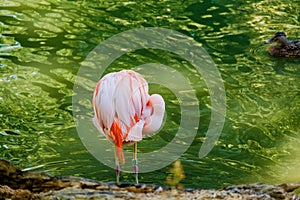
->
(0, 0, 299, 189)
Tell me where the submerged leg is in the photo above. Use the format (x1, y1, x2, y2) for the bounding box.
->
(114, 145, 120, 184)
(133, 142, 139, 184)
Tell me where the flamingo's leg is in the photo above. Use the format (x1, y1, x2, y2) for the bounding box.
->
(133, 142, 139, 184)
(114, 145, 120, 184)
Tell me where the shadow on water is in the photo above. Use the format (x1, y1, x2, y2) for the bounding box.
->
(0, 0, 299, 189)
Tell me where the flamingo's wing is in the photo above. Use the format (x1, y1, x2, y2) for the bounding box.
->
(114, 71, 149, 141)
(93, 73, 117, 140)
(114, 73, 133, 127)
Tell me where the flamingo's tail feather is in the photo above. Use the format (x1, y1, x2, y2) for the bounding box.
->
(111, 121, 125, 164)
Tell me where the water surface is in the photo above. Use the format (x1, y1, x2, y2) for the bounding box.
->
(0, 0, 299, 189)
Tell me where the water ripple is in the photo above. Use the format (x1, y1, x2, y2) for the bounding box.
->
(0, 0, 299, 189)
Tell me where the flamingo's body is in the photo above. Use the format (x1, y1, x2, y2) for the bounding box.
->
(93, 69, 165, 184)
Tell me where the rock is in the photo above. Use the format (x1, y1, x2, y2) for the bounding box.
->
(0, 159, 300, 200)
(0, 185, 39, 200)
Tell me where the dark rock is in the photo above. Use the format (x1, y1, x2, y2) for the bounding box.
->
(1, 159, 300, 200)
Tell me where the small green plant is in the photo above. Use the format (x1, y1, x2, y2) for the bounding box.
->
(166, 160, 185, 190)
(294, 187, 300, 194)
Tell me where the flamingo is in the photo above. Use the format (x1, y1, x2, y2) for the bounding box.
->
(92, 69, 165, 184)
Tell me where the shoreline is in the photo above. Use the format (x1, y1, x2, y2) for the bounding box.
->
(1, 159, 299, 199)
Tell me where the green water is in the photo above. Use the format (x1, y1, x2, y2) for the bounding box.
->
(0, 0, 299, 189)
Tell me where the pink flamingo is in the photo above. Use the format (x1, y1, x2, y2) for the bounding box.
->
(92, 69, 165, 184)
